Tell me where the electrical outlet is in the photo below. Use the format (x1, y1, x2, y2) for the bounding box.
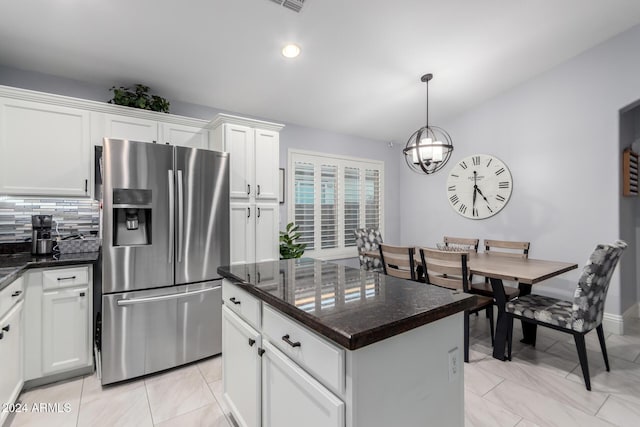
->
(448, 347, 460, 382)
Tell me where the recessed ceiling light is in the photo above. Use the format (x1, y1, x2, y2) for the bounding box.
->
(282, 44, 301, 58)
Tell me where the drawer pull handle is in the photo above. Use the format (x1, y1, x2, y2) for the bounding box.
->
(11, 290, 22, 297)
(248, 338, 256, 347)
(258, 347, 265, 357)
(57, 276, 77, 281)
(80, 292, 86, 297)
(0, 332, 3, 340)
(282, 334, 301, 348)
(1, 325, 9, 332)
(229, 297, 241, 305)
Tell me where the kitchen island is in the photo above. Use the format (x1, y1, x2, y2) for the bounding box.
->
(218, 258, 476, 427)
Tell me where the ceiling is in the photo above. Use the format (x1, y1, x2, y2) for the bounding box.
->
(1, 0, 640, 143)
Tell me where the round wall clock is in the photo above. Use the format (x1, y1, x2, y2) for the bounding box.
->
(446, 154, 513, 219)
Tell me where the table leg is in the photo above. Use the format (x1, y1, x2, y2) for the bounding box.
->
(489, 277, 508, 361)
(518, 283, 538, 345)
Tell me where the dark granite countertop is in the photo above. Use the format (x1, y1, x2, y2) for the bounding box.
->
(218, 258, 476, 351)
(0, 249, 99, 292)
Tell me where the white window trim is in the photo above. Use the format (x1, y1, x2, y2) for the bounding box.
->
(288, 148, 385, 260)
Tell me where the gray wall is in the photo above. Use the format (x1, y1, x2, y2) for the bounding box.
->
(0, 64, 401, 249)
(620, 102, 640, 316)
(399, 24, 640, 316)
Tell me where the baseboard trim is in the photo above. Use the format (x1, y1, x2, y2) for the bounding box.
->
(602, 302, 640, 335)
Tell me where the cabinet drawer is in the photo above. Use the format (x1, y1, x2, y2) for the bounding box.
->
(42, 267, 89, 290)
(222, 280, 261, 330)
(263, 304, 345, 395)
(0, 276, 24, 319)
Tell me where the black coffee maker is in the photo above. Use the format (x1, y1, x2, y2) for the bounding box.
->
(31, 215, 53, 255)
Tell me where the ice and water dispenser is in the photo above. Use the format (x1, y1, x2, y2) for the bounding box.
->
(112, 189, 152, 246)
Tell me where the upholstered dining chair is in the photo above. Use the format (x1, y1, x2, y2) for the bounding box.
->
(379, 244, 417, 280)
(505, 240, 627, 391)
(355, 228, 384, 272)
(419, 248, 495, 363)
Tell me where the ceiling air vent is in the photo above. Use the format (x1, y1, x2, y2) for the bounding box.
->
(268, 0, 305, 13)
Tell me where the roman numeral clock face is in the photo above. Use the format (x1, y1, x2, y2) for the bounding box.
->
(446, 154, 513, 219)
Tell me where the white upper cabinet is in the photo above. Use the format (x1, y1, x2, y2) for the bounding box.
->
(103, 114, 159, 143)
(225, 124, 255, 200)
(254, 129, 279, 200)
(0, 98, 90, 197)
(210, 114, 284, 202)
(160, 122, 208, 149)
(0, 85, 211, 198)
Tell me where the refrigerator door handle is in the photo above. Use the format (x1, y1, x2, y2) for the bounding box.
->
(168, 169, 175, 264)
(177, 169, 184, 263)
(116, 286, 220, 306)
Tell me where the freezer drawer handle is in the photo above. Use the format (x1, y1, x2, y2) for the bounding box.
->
(282, 334, 301, 348)
(229, 297, 241, 305)
(57, 276, 76, 281)
(11, 290, 22, 297)
(116, 286, 219, 306)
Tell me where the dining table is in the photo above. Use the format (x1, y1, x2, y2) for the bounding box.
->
(363, 249, 578, 360)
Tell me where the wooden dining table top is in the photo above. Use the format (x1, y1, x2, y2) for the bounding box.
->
(363, 250, 578, 285)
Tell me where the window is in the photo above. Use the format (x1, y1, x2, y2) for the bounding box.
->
(289, 150, 384, 259)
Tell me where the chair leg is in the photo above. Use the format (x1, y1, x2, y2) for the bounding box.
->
(464, 311, 470, 363)
(487, 307, 495, 347)
(596, 325, 610, 372)
(507, 316, 514, 361)
(574, 333, 591, 391)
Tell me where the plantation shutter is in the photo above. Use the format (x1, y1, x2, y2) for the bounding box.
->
(343, 167, 360, 247)
(294, 161, 315, 250)
(289, 151, 383, 257)
(365, 169, 381, 230)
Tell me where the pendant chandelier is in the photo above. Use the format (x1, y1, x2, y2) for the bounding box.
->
(403, 73, 453, 174)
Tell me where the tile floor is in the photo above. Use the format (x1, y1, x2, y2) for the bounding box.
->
(6, 314, 640, 427)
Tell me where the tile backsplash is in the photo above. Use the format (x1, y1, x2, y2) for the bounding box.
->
(0, 197, 99, 243)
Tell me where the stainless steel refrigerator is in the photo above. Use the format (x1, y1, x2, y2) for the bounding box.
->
(98, 138, 229, 385)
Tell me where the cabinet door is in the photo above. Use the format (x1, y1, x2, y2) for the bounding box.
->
(262, 341, 344, 427)
(230, 203, 255, 265)
(103, 113, 158, 142)
(0, 98, 90, 197)
(223, 307, 261, 427)
(160, 122, 208, 149)
(225, 124, 254, 200)
(255, 203, 279, 263)
(254, 129, 279, 201)
(0, 300, 24, 426)
(42, 287, 90, 374)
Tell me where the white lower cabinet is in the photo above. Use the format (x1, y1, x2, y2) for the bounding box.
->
(222, 280, 345, 427)
(0, 300, 24, 426)
(24, 265, 93, 381)
(262, 340, 344, 427)
(42, 286, 90, 374)
(222, 306, 261, 427)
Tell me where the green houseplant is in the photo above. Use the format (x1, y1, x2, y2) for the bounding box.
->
(280, 222, 307, 259)
(108, 84, 170, 113)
